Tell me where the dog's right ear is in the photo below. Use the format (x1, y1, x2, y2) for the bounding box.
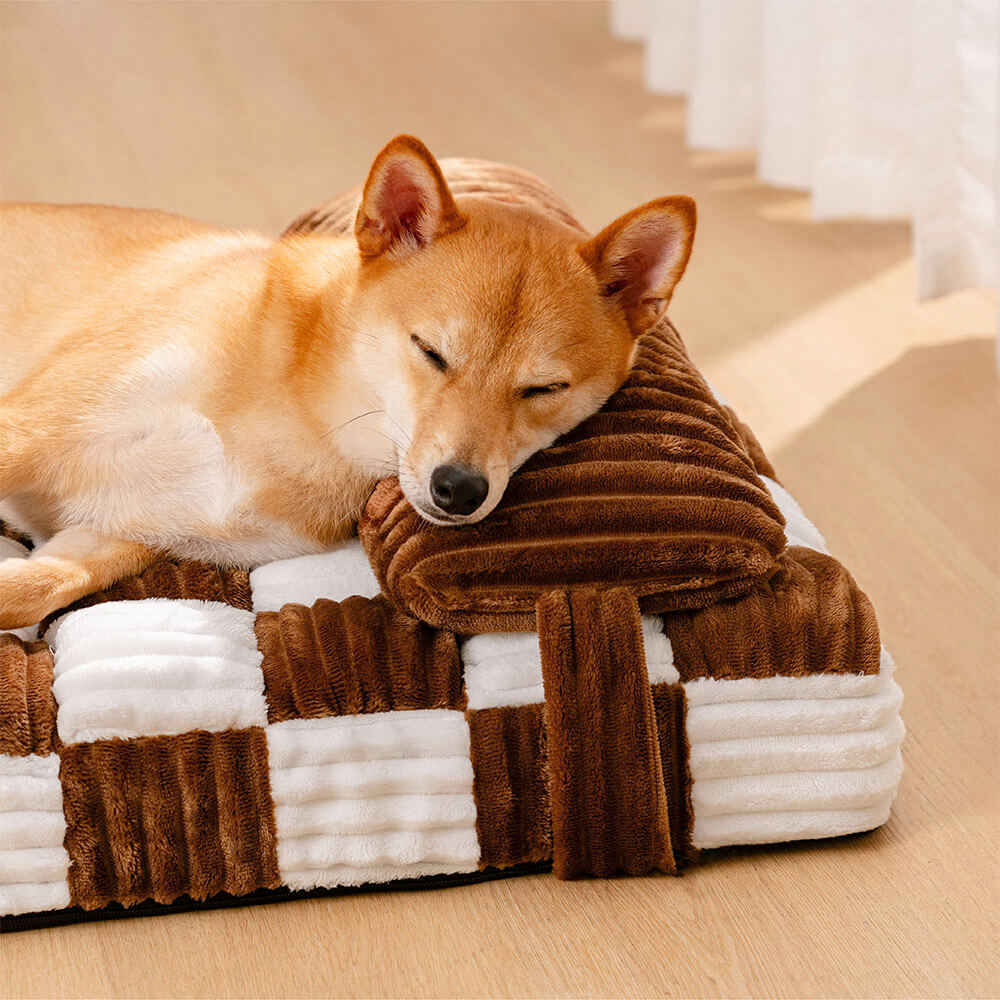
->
(579, 196, 696, 338)
(355, 135, 466, 259)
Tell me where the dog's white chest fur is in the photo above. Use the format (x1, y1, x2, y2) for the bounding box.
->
(61, 344, 318, 565)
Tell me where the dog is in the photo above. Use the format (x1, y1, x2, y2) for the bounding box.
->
(0, 135, 695, 629)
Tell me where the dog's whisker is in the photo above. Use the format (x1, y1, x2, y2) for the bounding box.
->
(363, 426, 408, 455)
(382, 412, 413, 448)
(322, 409, 385, 441)
(320, 410, 411, 461)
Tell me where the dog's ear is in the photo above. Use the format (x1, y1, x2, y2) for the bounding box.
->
(579, 196, 696, 337)
(355, 135, 466, 259)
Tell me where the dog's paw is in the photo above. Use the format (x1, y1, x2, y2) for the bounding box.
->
(0, 558, 80, 630)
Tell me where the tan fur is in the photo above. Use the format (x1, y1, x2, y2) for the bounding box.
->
(0, 136, 695, 628)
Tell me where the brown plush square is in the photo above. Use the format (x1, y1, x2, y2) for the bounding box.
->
(663, 545, 881, 680)
(360, 320, 786, 632)
(39, 557, 252, 634)
(59, 727, 280, 910)
(467, 703, 551, 869)
(0, 634, 58, 756)
(254, 594, 464, 723)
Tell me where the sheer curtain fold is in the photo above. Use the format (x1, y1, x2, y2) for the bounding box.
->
(612, 0, 999, 299)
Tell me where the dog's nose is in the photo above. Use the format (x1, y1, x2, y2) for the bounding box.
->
(430, 464, 489, 516)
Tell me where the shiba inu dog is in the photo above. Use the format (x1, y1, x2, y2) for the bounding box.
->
(0, 135, 695, 629)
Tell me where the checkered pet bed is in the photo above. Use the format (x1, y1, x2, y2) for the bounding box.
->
(0, 164, 903, 930)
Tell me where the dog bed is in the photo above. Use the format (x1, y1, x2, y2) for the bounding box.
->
(0, 168, 903, 931)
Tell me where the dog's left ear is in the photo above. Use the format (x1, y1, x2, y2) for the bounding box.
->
(579, 196, 696, 337)
(355, 135, 466, 259)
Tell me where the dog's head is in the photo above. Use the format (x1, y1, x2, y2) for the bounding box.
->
(347, 135, 696, 525)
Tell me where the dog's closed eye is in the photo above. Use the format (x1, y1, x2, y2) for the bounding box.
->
(411, 334, 448, 372)
(521, 382, 570, 399)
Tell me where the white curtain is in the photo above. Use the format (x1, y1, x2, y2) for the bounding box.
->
(611, 0, 999, 299)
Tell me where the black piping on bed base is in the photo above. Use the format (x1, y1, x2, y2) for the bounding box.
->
(1, 860, 553, 933)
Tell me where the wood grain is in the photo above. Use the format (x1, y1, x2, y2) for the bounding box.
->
(1, 2, 997, 997)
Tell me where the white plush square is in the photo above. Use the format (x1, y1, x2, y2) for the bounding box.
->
(460, 633, 543, 710)
(684, 647, 905, 850)
(47, 599, 267, 744)
(0, 754, 70, 916)
(249, 539, 381, 613)
(266, 709, 480, 889)
(462, 614, 677, 710)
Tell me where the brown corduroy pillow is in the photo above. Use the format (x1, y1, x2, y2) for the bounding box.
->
(358, 319, 787, 632)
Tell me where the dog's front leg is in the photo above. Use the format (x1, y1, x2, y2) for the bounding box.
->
(0, 526, 156, 629)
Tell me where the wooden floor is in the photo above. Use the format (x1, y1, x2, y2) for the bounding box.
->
(2, 3, 997, 997)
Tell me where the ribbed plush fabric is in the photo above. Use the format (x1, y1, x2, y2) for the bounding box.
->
(466, 704, 551, 868)
(682, 648, 904, 848)
(723, 405, 779, 482)
(0, 753, 70, 916)
(761, 477, 829, 553)
(248, 540, 380, 613)
(0, 636, 58, 756)
(39, 558, 252, 634)
(283, 157, 587, 239)
(0, 464, 903, 925)
(47, 600, 267, 744)
(254, 595, 464, 722)
(59, 727, 280, 909)
(663, 546, 880, 681)
(536, 588, 675, 878)
(266, 710, 480, 890)
(651, 684, 698, 866)
(461, 614, 676, 710)
(464, 677, 697, 875)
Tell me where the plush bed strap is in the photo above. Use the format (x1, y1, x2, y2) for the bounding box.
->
(536, 588, 676, 877)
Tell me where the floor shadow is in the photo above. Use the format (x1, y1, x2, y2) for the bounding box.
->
(773, 338, 998, 575)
